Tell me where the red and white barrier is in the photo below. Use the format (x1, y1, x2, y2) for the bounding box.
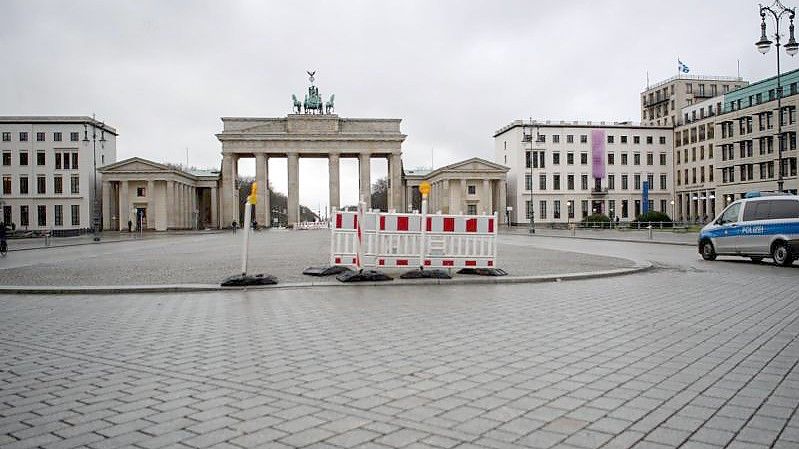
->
(330, 209, 498, 270)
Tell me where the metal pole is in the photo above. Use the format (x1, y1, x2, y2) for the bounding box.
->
(776, 19, 784, 193)
(419, 194, 427, 268)
(241, 201, 251, 275)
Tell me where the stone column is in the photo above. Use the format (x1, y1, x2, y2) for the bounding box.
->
(119, 180, 129, 231)
(449, 179, 460, 214)
(166, 180, 175, 229)
(220, 154, 239, 228)
(406, 185, 414, 212)
(328, 153, 340, 212)
(255, 153, 267, 227)
(498, 181, 507, 224)
(147, 180, 155, 229)
(210, 186, 218, 229)
(102, 181, 111, 230)
(389, 153, 403, 212)
(287, 152, 300, 226)
(181, 184, 187, 229)
(211, 187, 219, 228)
(358, 153, 371, 208)
(191, 186, 197, 229)
(482, 179, 492, 214)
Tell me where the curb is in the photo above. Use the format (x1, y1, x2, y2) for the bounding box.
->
(6, 230, 229, 252)
(0, 261, 653, 295)
(518, 233, 696, 247)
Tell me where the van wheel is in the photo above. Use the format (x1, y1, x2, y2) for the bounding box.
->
(701, 241, 717, 261)
(750, 257, 764, 263)
(771, 242, 794, 267)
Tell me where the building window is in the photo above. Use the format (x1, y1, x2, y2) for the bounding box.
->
(622, 200, 628, 218)
(54, 205, 63, 226)
(608, 174, 615, 190)
(621, 174, 629, 190)
(20, 205, 29, 226)
(608, 153, 615, 165)
(19, 176, 28, 194)
(566, 135, 574, 143)
(581, 200, 589, 218)
(71, 205, 80, 226)
(37, 152, 45, 166)
(553, 152, 560, 165)
(525, 174, 532, 191)
(54, 175, 63, 194)
(646, 136, 653, 144)
(539, 174, 546, 190)
(2, 132, 10, 142)
(659, 153, 667, 166)
(634, 174, 641, 190)
(567, 152, 574, 165)
(70, 175, 79, 194)
(37, 175, 46, 194)
(137, 187, 146, 197)
(2, 152, 10, 166)
(3, 205, 10, 224)
(63, 152, 70, 169)
(580, 135, 588, 143)
(71, 153, 78, 168)
(633, 153, 641, 165)
(621, 153, 628, 165)
(539, 201, 547, 219)
(536, 134, 546, 143)
(37, 205, 46, 226)
(55, 153, 61, 169)
(621, 135, 628, 144)
(553, 200, 561, 219)
(581, 174, 588, 190)
(552, 135, 560, 143)
(607, 135, 614, 144)
(70, 132, 79, 142)
(2, 176, 10, 194)
(526, 201, 533, 219)
(36, 132, 45, 142)
(659, 136, 666, 144)
(553, 174, 561, 190)
(660, 174, 667, 190)
(647, 174, 654, 190)
(660, 199, 667, 214)
(54, 132, 62, 142)
(646, 153, 653, 165)
(467, 185, 476, 195)
(567, 174, 574, 190)
(567, 200, 575, 219)
(633, 136, 640, 144)
(19, 132, 28, 142)
(580, 153, 588, 165)
(19, 152, 28, 166)
(467, 204, 477, 215)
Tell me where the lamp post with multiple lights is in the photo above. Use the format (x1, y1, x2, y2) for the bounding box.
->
(755, 0, 799, 193)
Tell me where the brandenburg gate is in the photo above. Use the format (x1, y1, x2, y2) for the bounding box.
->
(216, 74, 406, 227)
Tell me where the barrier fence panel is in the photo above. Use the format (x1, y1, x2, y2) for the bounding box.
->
(331, 210, 498, 270)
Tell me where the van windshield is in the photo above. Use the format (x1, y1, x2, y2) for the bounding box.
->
(717, 203, 741, 225)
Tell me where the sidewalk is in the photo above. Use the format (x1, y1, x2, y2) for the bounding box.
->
(502, 226, 698, 246)
(6, 229, 227, 251)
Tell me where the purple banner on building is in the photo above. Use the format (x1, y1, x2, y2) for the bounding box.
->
(591, 129, 606, 179)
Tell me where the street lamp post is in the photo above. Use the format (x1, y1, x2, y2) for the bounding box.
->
(670, 200, 676, 224)
(84, 118, 104, 242)
(566, 201, 571, 226)
(756, 1, 798, 193)
(527, 119, 537, 234)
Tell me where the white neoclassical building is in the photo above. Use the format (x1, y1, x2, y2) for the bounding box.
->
(0, 116, 117, 233)
(495, 120, 674, 224)
(99, 158, 220, 231)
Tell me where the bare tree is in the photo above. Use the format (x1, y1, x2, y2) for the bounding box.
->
(371, 177, 389, 211)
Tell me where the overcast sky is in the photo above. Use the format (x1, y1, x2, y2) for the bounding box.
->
(2, 0, 797, 211)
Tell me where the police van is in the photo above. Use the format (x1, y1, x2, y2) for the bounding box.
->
(699, 192, 799, 266)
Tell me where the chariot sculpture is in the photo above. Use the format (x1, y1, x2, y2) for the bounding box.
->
(292, 71, 334, 114)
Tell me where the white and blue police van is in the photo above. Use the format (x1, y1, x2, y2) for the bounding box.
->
(699, 192, 799, 266)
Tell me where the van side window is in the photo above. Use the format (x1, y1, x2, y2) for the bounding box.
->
(718, 203, 741, 224)
(742, 201, 772, 221)
(769, 199, 799, 219)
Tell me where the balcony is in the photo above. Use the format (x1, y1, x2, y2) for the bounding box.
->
(591, 187, 609, 196)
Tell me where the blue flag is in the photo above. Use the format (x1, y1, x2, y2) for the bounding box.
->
(678, 59, 690, 73)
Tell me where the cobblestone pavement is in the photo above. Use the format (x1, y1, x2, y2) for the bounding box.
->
(0, 231, 635, 286)
(1, 236, 798, 448)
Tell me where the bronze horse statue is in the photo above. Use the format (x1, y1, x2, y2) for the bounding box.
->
(291, 94, 302, 113)
(325, 94, 335, 114)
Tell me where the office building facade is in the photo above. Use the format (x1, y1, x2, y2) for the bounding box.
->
(0, 117, 117, 232)
(494, 120, 673, 225)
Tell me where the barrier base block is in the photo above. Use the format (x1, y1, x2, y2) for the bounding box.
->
(336, 269, 393, 282)
(400, 268, 452, 279)
(221, 273, 278, 286)
(303, 265, 353, 277)
(457, 268, 508, 277)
